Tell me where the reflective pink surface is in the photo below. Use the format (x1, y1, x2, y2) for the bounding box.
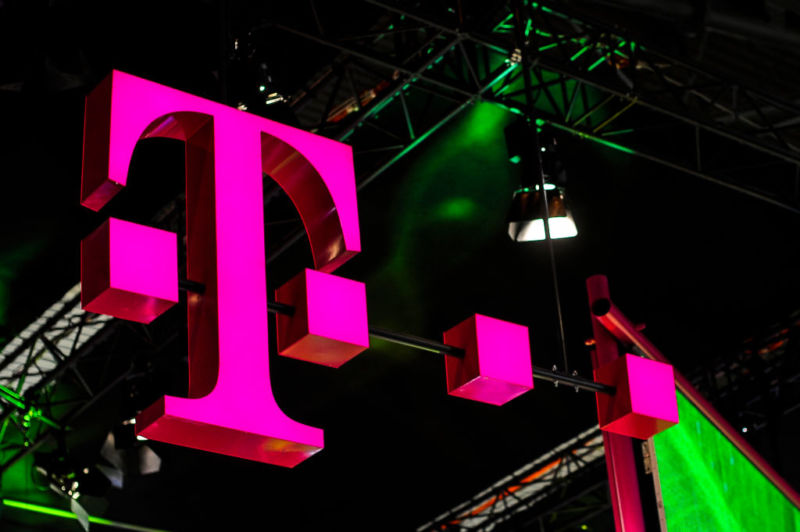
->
(589, 274, 800, 510)
(594, 353, 678, 439)
(276, 269, 369, 368)
(81, 70, 360, 271)
(81, 218, 177, 324)
(443, 314, 533, 406)
(586, 275, 647, 532)
(80, 71, 362, 466)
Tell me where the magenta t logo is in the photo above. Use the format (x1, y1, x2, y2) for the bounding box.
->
(80, 71, 366, 467)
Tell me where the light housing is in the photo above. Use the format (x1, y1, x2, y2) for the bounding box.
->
(507, 184, 578, 241)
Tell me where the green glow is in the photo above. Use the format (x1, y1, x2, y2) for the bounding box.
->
(509, 154, 522, 164)
(587, 136, 635, 154)
(570, 45, 591, 62)
(365, 103, 514, 333)
(435, 197, 479, 221)
(491, 13, 514, 33)
(601, 128, 634, 136)
(2, 499, 171, 532)
(653, 393, 800, 530)
(4, 500, 78, 520)
(538, 42, 560, 52)
(0, 384, 26, 409)
(547, 122, 636, 155)
(587, 55, 607, 71)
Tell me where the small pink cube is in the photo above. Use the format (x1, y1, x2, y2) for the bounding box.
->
(443, 314, 533, 406)
(275, 269, 369, 367)
(594, 353, 679, 439)
(81, 218, 178, 323)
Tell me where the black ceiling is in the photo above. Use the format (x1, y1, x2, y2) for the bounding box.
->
(1, 1, 799, 530)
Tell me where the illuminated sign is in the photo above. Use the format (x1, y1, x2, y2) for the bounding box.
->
(78, 73, 676, 473)
(80, 71, 364, 467)
(79, 72, 537, 468)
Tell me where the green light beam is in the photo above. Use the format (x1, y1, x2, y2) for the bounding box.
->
(2, 499, 172, 532)
(570, 45, 591, 62)
(587, 54, 607, 72)
(357, 63, 518, 192)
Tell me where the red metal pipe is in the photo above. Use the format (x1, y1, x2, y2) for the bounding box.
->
(588, 275, 800, 510)
(586, 275, 646, 532)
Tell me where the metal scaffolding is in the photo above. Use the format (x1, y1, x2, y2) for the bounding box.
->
(270, 0, 800, 216)
(417, 426, 610, 531)
(1, 0, 799, 523)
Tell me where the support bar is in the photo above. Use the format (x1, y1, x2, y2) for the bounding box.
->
(265, 299, 615, 395)
(588, 281, 800, 509)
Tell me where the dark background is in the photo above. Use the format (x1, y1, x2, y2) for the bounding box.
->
(1, 0, 799, 530)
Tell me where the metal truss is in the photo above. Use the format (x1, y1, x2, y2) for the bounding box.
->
(0, 284, 113, 453)
(265, 0, 800, 217)
(417, 426, 609, 531)
(0, 201, 185, 475)
(687, 308, 800, 437)
(7, 0, 798, 411)
(2, 0, 800, 511)
(0, 303, 122, 474)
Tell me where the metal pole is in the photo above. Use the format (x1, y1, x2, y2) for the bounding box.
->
(265, 300, 614, 395)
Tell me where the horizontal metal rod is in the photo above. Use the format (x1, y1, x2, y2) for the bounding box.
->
(268, 301, 614, 395)
(532, 366, 613, 394)
(364, 0, 800, 166)
(180, 262, 612, 393)
(267, 300, 295, 316)
(178, 279, 205, 294)
(368, 326, 463, 356)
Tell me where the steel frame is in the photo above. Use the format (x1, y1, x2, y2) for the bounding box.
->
(2, 0, 800, 524)
(270, 0, 800, 216)
(416, 426, 609, 531)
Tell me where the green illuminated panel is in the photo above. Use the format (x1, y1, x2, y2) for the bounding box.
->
(653, 392, 800, 530)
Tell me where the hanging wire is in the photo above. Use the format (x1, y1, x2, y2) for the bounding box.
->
(513, 0, 570, 374)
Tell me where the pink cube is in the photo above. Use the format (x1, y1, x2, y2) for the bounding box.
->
(275, 269, 369, 367)
(81, 218, 178, 323)
(594, 353, 679, 439)
(443, 314, 533, 406)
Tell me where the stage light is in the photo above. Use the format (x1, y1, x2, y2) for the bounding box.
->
(505, 120, 577, 242)
(507, 184, 578, 241)
(265, 92, 286, 105)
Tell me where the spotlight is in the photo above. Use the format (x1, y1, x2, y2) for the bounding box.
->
(507, 184, 578, 241)
(504, 120, 577, 242)
(265, 92, 286, 105)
